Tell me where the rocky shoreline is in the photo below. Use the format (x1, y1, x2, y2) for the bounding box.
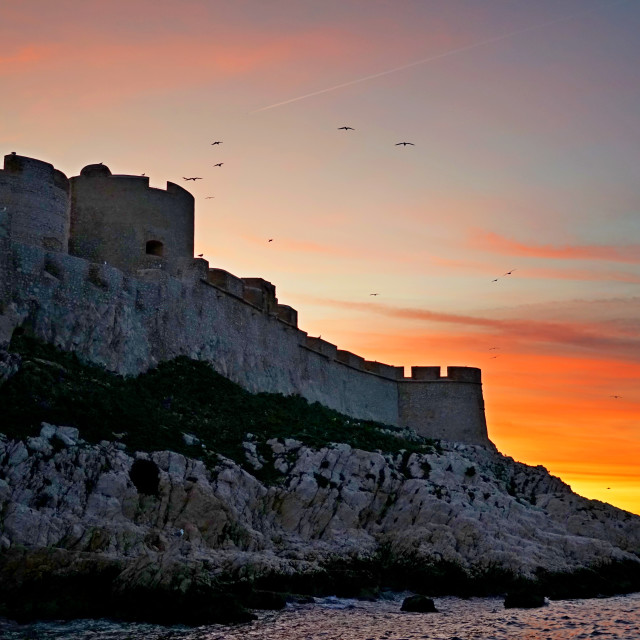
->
(1, 424, 639, 624)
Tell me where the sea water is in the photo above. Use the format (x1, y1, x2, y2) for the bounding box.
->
(1, 591, 639, 639)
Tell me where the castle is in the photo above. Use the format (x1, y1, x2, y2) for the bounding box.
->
(0, 152, 490, 446)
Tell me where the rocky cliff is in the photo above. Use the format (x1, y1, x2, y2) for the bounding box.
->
(1, 421, 639, 623)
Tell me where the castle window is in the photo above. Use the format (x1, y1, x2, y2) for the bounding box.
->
(146, 240, 164, 257)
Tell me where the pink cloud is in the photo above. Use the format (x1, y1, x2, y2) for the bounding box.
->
(471, 230, 640, 264)
(0, 45, 51, 72)
(294, 295, 640, 357)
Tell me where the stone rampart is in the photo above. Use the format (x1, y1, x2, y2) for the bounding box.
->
(0, 240, 401, 427)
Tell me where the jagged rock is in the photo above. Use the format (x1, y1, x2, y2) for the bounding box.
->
(0, 350, 21, 385)
(401, 595, 438, 612)
(26, 436, 53, 455)
(39, 423, 57, 439)
(0, 430, 639, 624)
(54, 426, 80, 447)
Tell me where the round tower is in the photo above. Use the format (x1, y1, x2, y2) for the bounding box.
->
(0, 153, 70, 251)
(69, 164, 194, 273)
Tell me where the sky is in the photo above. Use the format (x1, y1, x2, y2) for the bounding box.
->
(1, 0, 639, 513)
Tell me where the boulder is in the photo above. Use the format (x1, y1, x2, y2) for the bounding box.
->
(401, 594, 438, 612)
(504, 590, 547, 609)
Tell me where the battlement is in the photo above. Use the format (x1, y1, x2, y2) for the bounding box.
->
(74, 166, 193, 201)
(2, 153, 70, 192)
(242, 278, 278, 313)
(406, 365, 482, 383)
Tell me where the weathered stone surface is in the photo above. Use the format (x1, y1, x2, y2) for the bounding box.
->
(0, 429, 639, 622)
(1, 431, 639, 575)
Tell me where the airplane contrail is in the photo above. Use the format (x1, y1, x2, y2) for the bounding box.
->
(251, 0, 627, 114)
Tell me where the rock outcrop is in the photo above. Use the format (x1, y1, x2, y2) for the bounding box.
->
(1, 425, 639, 622)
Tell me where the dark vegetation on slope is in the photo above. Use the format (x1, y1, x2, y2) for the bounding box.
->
(0, 336, 438, 479)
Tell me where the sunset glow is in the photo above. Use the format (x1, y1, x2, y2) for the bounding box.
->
(2, 1, 638, 513)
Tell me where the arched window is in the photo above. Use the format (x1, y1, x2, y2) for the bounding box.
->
(146, 240, 164, 257)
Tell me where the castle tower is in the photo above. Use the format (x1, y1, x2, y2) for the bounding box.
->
(0, 153, 70, 252)
(398, 366, 489, 445)
(69, 164, 194, 274)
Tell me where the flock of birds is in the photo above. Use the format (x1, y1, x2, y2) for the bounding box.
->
(181, 130, 415, 184)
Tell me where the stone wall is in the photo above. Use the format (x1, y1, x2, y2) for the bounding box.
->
(0, 241, 401, 427)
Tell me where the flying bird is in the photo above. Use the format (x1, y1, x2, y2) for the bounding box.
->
(503, 269, 517, 276)
(610, 395, 622, 399)
(211, 141, 223, 145)
(395, 142, 414, 146)
(488, 347, 499, 350)
(213, 163, 224, 167)
(491, 278, 499, 283)
(370, 293, 379, 296)
(183, 177, 202, 181)
(268, 239, 273, 242)
(197, 254, 204, 257)
(338, 126, 354, 131)
(205, 196, 215, 199)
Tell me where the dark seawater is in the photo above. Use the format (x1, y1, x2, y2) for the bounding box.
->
(2, 592, 639, 639)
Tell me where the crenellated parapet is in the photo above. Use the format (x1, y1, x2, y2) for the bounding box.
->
(406, 365, 482, 383)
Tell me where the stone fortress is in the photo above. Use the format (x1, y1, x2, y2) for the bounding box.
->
(0, 152, 490, 446)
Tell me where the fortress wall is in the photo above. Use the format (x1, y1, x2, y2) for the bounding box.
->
(398, 366, 488, 444)
(0, 240, 400, 426)
(0, 154, 70, 253)
(69, 170, 194, 274)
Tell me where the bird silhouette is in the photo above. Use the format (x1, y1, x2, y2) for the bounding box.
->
(338, 126, 354, 131)
(268, 239, 273, 242)
(395, 142, 414, 146)
(489, 347, 500, 350)
(183, 177, 202, 181)
(491, 278, 499, 282)
(503, 269, 517, 276)
(213, 163, 224, 167)
(370, 293, 379, 296)
(205, 196, 215, 199)
(197, 254, 204, 257)
(211, 141, 222, 145)
(610, 395, 622, 399)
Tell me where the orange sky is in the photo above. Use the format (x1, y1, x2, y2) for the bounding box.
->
(1, 1, 638, 513)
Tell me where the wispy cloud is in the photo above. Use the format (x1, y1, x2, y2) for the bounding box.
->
(0, 45, 50, 72)
(472, 230, 640, 264)
(294, 295, 640, 356)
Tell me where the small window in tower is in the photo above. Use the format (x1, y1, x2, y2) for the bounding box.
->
(146, 240, 164, 256)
